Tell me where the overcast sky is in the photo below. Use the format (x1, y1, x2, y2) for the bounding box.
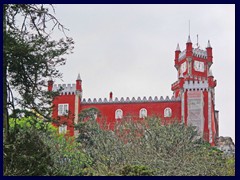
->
(52, 4, 235, 142)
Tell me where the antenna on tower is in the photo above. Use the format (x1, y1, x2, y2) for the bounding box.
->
(196, 34, 199, 48)
(188, 20, 190, 36)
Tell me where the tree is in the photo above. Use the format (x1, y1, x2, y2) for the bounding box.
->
(4, 116, 93, 176)
(3, 4, 74, 141)
(76, 116, 233, 176)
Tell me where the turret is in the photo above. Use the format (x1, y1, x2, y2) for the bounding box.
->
(186, 35, 193, 57)
(208, 69, 216, 88)
(174, 43, 181, 68)
(48, 77, 53, 91)
(206, 40, 213, 64)
(76, 73, 82, 92)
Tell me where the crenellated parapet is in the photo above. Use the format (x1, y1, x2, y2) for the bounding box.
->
(178, 48, 208, 61)
(192, 48, 207, 59)
(53, 84, 77, 95)
(82, 96, 181, 104)
(172, 75, 209, 90)
(183, 80, 209, 91)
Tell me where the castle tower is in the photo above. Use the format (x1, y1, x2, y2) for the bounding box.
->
(171, 35, 218, 145)
(48, 74, 82, 136)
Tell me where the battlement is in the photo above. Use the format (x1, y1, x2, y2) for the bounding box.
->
(193, 48, 207, 59)
(53, 84, 77, 95)
(178, 48, 207, 61)
(82, 96, 181, 104)
(171, 76, 209, 89)
(183, 80, 208, 91)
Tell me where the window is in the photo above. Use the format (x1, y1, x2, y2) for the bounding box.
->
(115, 109, 123, 119)
(164, 107, 172, 117)
(59, 124, 67, 134)
(139, 108, 147, 118)
(58, 104, 69, 116)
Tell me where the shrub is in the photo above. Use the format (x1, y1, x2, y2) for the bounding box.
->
(4, 127, 54, 176)
(76, 116, 232, 176)
(4, 116, 93, 176)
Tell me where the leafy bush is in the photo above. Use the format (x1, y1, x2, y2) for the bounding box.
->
(76, 116, 233, 176)
(4, 127, 54, 175)
(4, 116, 93, 176)
(120, 165, 155, 176)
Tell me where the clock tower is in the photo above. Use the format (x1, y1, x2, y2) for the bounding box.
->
(171, 35, 218, 145)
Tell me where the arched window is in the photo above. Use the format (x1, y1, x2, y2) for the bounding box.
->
(139, 108, 147, 118)
(115, 109, 123, 119)
(164, 107, 172, 117)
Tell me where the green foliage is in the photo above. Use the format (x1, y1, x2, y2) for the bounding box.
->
(4, 116, 93, 176)
(224, 157, 235, 176)
(76, 115, 234, 176)
(3, 4, 74, 142)
(78, 107, 101, 121)
(4, 127, 54, 176)
(43, 132, 93, 176)
(9, 116, 56, 133)
(120, 165, 155, 176)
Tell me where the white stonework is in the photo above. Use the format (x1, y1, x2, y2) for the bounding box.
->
(181, 91, 185, 123)
(208, 90, 212, 143)
(53, 84, 77, 94)
(74, 92, 80, 125)
(183, 80, 208, 90)
(187, 91, 204, 135)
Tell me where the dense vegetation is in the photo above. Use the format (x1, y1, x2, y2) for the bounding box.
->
(75, 114, 235, 176)
(4, 117, 93, 176)
(4, 114, 235, 176)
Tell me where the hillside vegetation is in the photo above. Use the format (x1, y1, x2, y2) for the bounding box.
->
(4, 114, 235, 176)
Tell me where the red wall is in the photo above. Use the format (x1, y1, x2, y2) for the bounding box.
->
(203, 90, 209, 141)
(52, 94, 76, 136)
(81, 101, 181, 130)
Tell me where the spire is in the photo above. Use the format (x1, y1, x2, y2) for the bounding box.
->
(187, 35, 192, 43)
(176, 43, 180, 51)
(77, 73, 81, 80)
(207, 40, 212, 48)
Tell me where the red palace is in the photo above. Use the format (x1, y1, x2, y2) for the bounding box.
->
(48, 35, 219, 146)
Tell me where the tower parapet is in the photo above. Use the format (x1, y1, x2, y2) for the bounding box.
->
(183, 80, 208, 91)
(53, 84, 77, 95)
(82, 96, 181, 104)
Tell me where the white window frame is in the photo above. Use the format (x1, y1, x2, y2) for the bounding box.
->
(58, 104, 69, 116)
(59, 124, 67, 134)
(164, 107, 172, 117)
(115, 109, 123, 119)
(139, 108, 147, 118)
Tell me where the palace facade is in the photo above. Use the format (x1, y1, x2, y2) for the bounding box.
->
(48, 35, 219, 145)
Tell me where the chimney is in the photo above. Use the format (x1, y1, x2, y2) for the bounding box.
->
(47, 77, 53, 91)
(109, 92, 113, 100)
